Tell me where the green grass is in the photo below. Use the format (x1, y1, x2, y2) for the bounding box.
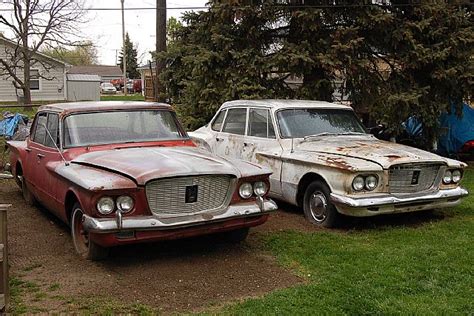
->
(100, 94, 145, 101)
(222, 168, 474, 315)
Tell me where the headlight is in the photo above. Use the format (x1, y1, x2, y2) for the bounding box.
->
(452, 170, 462, 183)
(117, 195, 134, 213)
(443, 170, 453, 184)
(253, 181, 268, 196)
(352, 176, 365, 191)
(365, 175, 378, 191)
(239, 182, 253, 199)
(97, 196, 115, 215)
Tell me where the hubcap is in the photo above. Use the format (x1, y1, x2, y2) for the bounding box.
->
(309, 192, 328, 223)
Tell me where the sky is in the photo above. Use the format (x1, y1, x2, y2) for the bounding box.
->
(0, 0, 208, 66)
(83, 0, 208, 65)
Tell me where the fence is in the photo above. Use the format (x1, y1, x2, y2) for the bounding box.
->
(0, 204, 9, 312)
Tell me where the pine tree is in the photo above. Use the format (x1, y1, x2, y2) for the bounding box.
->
(118, 33, 140, 79)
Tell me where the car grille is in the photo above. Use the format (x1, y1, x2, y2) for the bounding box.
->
(388, 163, 442, 194)
(146, 175, 232, 216)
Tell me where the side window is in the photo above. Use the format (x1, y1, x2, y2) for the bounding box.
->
(211, 110, 226, 132)
(44, 113, 59, 148)
(32, 113, 47, 144)
(248, 108, 276, 138)
(222, 108, 247, 135)
(30, 69, 40, 90)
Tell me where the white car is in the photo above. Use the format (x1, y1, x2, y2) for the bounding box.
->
(190, 100, 469, 227)
(100, 82, 117, 94)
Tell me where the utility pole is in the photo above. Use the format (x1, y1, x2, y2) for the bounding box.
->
(121, 0, 127, 96)
(155, 0, 166, 102)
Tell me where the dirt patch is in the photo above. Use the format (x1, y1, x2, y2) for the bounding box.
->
(0, 179, 302, 313)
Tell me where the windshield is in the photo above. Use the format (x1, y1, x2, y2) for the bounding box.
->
(63, 110, 186, 147)
(277, 108, 366, 138)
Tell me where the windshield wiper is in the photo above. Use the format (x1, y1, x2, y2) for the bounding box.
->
(303, 132, 366, 140)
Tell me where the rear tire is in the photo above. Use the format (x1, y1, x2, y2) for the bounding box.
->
(222, 227, 250, 243)
(21, 176, 37, 206)
(71, 203, 109, 260)
(303, 181, 341, 228)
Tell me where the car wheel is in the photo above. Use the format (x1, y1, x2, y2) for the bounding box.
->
(21, 176, 37, 206)
(303, 181, 341, 228)
(222, 227, 249, 243)
(71, 203, 109, 260)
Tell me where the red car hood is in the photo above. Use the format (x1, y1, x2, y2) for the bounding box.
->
(72, 146, 244, 185)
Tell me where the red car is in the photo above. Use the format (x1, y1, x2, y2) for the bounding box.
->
(7, 102, 277, 260)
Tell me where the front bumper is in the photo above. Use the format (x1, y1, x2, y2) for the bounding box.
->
(330, 187, 468, 217)
(82, 198, 278, 234)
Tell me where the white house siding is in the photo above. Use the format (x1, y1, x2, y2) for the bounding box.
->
(0, 40, 66, 102)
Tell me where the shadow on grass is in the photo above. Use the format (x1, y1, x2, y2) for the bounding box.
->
(276, 199, 448, 232)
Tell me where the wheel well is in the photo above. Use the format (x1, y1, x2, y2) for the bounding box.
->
(296, 173, 329, 208)
(15, 162, 22, 175)
(65, 191, 79, 224)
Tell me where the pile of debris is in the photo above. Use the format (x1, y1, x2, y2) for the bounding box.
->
(0, 111, 30, 179)
(0, 111, 31, 141)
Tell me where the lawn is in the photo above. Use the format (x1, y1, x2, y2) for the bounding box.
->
(100, 94, 145, 101)
(223, 167, 474, 315)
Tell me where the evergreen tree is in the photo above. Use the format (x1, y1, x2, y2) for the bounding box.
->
(161, 0, 473, 142)
(119, 33, 140, 79)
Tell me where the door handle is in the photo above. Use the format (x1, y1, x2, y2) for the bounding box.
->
(216, 137, 223, 142)
(25, 148, 31, 152)
(243, 142, 254, 147)
(37, 153, 45, 159)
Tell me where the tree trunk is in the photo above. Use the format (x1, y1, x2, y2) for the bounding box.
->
(23, 57, 31, 108)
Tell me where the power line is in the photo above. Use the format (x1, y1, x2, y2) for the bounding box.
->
(1, 3, 471, 12)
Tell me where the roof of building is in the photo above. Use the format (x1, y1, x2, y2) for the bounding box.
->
(66, 74, 101, 82)
(68, 65, 122, 77)
(221, 99, 352, 110)
(0, 36, 67, 66)
(137, 62, 155, 70)
(38, 101, 171, 114)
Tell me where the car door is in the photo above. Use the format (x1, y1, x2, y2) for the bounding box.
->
(25, 112, 61, 211)
(242, 108, 283, 196)
(24, 112, 47, 200)
(206, 109, 227, 152)
(214, 107, 248, 159)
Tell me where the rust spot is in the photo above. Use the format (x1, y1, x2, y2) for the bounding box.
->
(324, 157, 355, 171)
(385, 154, 406, 162)
(202, 213, 214, 220)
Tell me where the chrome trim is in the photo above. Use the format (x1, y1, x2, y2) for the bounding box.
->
(330, 187, 468, 208)
(82, 199, 278, 233)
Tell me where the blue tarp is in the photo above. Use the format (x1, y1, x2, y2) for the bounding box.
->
(438, 103, 474, 156)
(0, 113, 26, 138)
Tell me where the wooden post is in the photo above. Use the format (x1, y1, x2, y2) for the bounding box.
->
(0, 204, 10, 312)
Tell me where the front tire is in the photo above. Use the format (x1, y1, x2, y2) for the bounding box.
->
(303, 181, 341, 228)
(71, 203, 109, 260)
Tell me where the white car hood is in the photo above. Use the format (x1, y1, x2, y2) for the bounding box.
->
(295, 135, 448, 169)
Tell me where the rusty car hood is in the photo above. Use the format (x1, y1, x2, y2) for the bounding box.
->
(72, 146, 264, 185)
(295, 135, 447, 169)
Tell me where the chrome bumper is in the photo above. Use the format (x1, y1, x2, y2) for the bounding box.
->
(330, 187, 468, 208)
(82, 198, 278, 234)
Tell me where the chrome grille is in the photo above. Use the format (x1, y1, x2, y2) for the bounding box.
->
(146, 175, 232, 216)
(389, 163, 442, 194)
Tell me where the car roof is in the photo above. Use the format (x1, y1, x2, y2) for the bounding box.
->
(38, 101, 172, 114)
(220, 99, 352, 110)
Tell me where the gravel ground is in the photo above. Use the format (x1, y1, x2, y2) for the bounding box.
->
(0, 179, 303, 313)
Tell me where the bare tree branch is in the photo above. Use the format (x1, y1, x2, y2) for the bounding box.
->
(0, 0, 85, 105)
